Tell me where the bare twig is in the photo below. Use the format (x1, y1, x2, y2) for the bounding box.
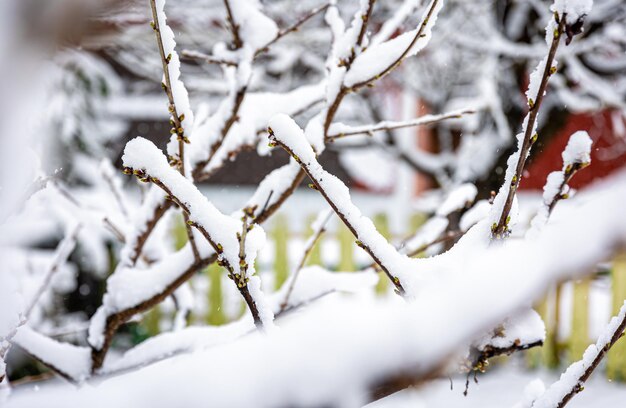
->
(492, 14, 567, 237)
(545, 161, 589, 216)
(25, 224, 82, 318)
(223, 0, 243, 49)
(327, 107, 476, 140)
(231, 207, 264, 328)
(322, 0, 378, 136)
(148, 0, 200, 261)
(533, 302, 626, 408)
(255, 3, 331, 57)
(181, 49, 237, 66)
(346, 0, 442, 92)
(280, 209, 333, 312)
(269, 130, 406, 295)
(124, 169, 265, 329)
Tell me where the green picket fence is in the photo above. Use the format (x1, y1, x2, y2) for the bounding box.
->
(145, 212, 626, 380)
(528, 253, 626, 380)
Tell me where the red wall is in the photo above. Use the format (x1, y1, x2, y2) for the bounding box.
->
(520, 110, 626, 190)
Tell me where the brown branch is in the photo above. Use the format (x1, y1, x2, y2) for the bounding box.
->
(223, 0, 243, 49)
(361, 229, 464, 275)
(255, 3, 331, 57)
(128, 200, 172, 264)
(146, 177, 264, 329)
(546, 161, 588, 216)
(91, 254, 215, 371)
(181, 49, 237, 66)
(280, 210, 332, 312)
(322, 0, 378, 136)
(270, 134, 405, 295)
(345, 0, 441, 92)
(544, 305, 626, 408)
(493, 15, 567, 237)
(192, 86, 247, 182)
(326, 108, 476, 140)
(148, 0, 200, 261)
(91, 164, 302, 370)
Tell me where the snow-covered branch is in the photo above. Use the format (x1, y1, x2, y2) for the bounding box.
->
(121, 137, 271, 329)
(523, 301, 626, 408)
(490, 1, 592, 238)
(269, 113, 422, 295)
(327, 107, 476, 140)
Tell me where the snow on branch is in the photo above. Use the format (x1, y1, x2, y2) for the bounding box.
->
(489, 1, 592, 238)
(268, 113, 422, 296)
(24, 224, 81, 319)
(343, 0, 444, 90)
(326, 107, 477, 140)
(529, 131, 592, 236)
(12, 326, 91, 383)
(149, 0, 194, 173)
(523, 301, 626, 408)
(121, 137, 271, 329)
(255, 2, 331, 56)
(279, 209, 333, 312)
(100, 265, 377, 375)
(226, 0, 278, 51)
(10, 171, 626, 407)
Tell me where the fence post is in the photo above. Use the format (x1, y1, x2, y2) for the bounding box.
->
(373, 213, 390, 294)
(338, 223, 355, 271)
(569, 278, 590, 362)
(206, 264, 226, 326)
(528, 287, 560, 368)
(305, 213, 323, 266)
(608, 253, 626, 381)
(273, 214, 290, 289)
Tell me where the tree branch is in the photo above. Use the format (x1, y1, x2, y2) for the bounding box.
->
(327, 107, 476, 140)
(279, 209, 333, 312)
(255, 3, 330, 57)
(492, 14, 567, 237)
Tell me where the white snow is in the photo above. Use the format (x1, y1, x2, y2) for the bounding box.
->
(227, 0, 278, 51)
(528, 131, 592, 236)
(12, 326, 91, 382)
(268, 113, 424, 295)
(343, 0, 444, 87)
(122, 137, 266, 279)
(512, 379, 547, 408)
(552, 0, 594, 24)
(529, 300, 626, 408)
(476, 309, 545, 352)
(562, 131, 592, 166)
(436, 183, 477, 217)
(272, 265, 379, 312)
(153, 0, 195, 161)
(6, 169, 626, 407)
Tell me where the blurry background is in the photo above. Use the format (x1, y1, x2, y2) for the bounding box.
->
(1, 0, 626, 390)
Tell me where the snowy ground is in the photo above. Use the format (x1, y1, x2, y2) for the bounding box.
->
(371, 364, 626, 408)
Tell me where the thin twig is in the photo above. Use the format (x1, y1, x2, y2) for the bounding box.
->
(148, 0, 200, 261)
(280, 209, 333, 312)
(255, 3, 331, 57)
(546, 161, 588, 216)
(223, 0, 242, 49)
(492, 14, 567, 237)
(128, 172, 265, 329)
(322, 0, 378, 136)
(25, 224, 82, 318)
(536, 302, 626, 408)
(181, 49, 237, 66)
(270, 132, 405, 295)
(327, 107, 476, 140)
(346, 0, 442, 92)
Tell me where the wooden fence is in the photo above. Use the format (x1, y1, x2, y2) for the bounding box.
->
(143, 212, 626, 380)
